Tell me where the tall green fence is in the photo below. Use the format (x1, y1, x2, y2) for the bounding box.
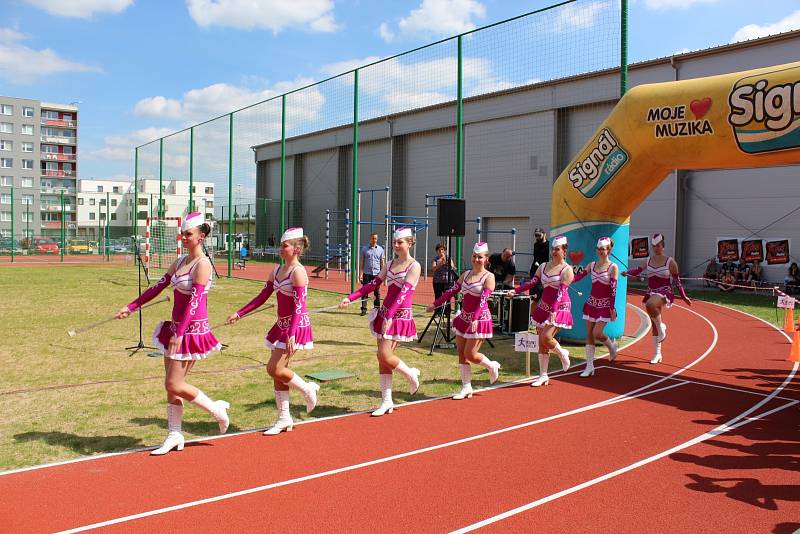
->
(133, 0, 624, 289)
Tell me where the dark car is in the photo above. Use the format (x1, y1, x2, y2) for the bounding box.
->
(0, 237, 19, 252)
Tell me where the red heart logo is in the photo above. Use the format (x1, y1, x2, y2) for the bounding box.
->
(569, 250, 585, 265)
(690, 97, 712, 119)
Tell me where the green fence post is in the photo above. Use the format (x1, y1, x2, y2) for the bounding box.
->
(227, 112, 234, 277)
(158, 138, 164, 218)
(106, 191, 110, 261)
(60, 189, 65, 262)
(621, 0, 628, 96)
(455, 34, 464, 272)
(25, 199, 30, 249)
(189, 126, 194, 212)
(10, 186, 14, 263)
(133, 147, 138, 247)
(280, 95, 286, 265)
(350, 69, 359, 293)
(97, 194, 101, 255)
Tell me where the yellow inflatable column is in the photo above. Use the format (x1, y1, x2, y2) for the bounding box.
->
(551, 61, 800, 341)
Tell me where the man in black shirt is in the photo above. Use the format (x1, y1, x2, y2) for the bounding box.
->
(529, 228, 549, 300)
(488, 248, 516, 290)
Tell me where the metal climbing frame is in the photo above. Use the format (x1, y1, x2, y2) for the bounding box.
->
(476, 216, 517, 252)
(325, 208, 351, 280)
(355, 186, 391, 258)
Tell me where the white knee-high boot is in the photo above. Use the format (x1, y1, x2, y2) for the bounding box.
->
(191, 390, 230, 434)
(393, 360, 421, 395)
(477, 354, 502, 384)
(453, 364, 473, 399)
(651, 336, 663, 364)
(603, 337, 618, 362)
(151, 403, 184, 455)
(652, 316, 667, 342)
(372, 374, 394, 416)
(581, 345, 595, 377)
(264, 390, 293, 435)
(287, 373, 320, 413)
(551, 342, 570, 372)
(532, 353, 550, 387)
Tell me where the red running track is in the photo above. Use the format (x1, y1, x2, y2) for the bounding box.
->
(0, 298, 797, 533)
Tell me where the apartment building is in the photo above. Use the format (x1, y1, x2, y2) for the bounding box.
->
(0, 96, 78, 240)
(76, 178, 215, 239)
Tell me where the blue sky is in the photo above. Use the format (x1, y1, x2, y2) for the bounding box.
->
(1, 0, 799, 183)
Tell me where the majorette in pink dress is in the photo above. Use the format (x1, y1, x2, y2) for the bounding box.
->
(126, 256, 222, 360)
(515, 262, 573, 329)
(431, 270, 493, 339)
(627, 257, 687, 308)
(573, 261, 617, 322)
(236, 265, 314, 350)
(349, 259, 419, 342)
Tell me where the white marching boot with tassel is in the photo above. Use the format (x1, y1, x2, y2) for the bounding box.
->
(372, 374, 395, 416)
(151, 403, 185, 456)
(453, 364, 474, 400)
(264, 390, 293, 435)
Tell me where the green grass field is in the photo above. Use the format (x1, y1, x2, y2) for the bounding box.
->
(0, 266, 784, 471)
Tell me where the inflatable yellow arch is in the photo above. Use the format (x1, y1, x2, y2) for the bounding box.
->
(552, 60, 800, 341)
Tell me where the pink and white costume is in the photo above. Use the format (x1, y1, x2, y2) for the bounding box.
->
(515, 263, 573, 329)
(127, 256, 222, 360)
(237, 265, 314, 351)
(432, 270, 493, 339)
(348, 259, 419, 342)
(573, 261, 617, 322)
(627, 257, 687, 308)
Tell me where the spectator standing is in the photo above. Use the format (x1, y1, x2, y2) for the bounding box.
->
(529, 228, 549, 299)
(431, 243, 456, 317)
(359, 233, 386, 316)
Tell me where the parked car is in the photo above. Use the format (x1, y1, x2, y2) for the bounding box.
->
(31, 238, 59, 254)
(0, 237, 20, 252)
(67, 239, 93, 254)
(109, 238, 132, 254)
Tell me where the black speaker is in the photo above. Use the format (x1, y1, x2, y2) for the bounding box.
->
(437, 198, 465, 237)
(503, 297, 531, 333)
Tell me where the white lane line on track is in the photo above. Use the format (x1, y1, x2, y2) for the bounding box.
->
(449, 303, 799, 533)
(597, 365, 797, 402)
(1, 303, 653, 478)
(55, 380, 692, 534)
(451, 379, 799, 533)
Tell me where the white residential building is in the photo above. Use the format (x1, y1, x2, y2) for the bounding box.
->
(76, 178, 215, 239)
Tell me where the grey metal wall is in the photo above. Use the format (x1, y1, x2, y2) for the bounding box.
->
(682, 167, 800, 281)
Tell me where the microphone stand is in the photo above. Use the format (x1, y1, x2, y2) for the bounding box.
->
(202, 241, 228, 350)
(125, 236, 160, 357)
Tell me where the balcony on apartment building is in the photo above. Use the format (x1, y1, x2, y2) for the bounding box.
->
(41, 170, 76, 177)
(40, 136, 77, 145)
(40, 118, 77, 128)
(42, 153, 76, 162)
(40, 187, 76, 194)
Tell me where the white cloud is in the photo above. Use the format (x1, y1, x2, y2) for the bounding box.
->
(89, 127, 175, 161)
(643, 0, 718, 9)
(0, 26, 100, 84)
(186, 0, 339, 33)
(25, 0, 133, 18)
(731, 10, 800, 42)
(133, 77, 319, 124)
(553, 1, 612, 32)
(378, 22, 395, 43)
(380, 0, 486, 42)
(321, 54, 516, 115)
(133, 96, 183, 120)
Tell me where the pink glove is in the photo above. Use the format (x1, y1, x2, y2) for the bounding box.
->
(382, 281, 413, 320)
(287, 285, 307, 340)
(348, 276, 383, 302)
(432, 281, 461, 308)
(626, 265, 644, 277)
(513, 276, 540, 294)
(174, 283, 206, 337)
(237, 280, 274, 318)
(572, 269, 589, 283)
(126, 273, 172, 312)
